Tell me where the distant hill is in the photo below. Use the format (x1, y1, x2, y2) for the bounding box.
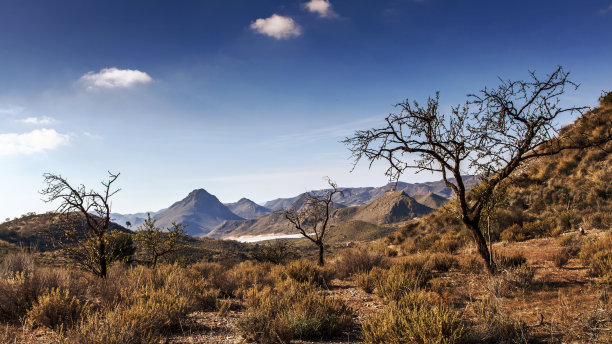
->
(334, 190, 434, 225)
(0, 212, 131, 252)
(263, 176, 477, 211)
(154, 189, 244, 237)
(110, 209, 166, 229)
(208, 211, 289, 239)
(225, 198, 272, 219)
(211, 190, 433, 239)
(413, 192, 449, 209)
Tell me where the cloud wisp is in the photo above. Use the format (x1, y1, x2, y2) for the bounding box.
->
(0, 129, 70, 155)
(303, 0, 338, 18)
(250, 14, 302, 39)
(16, 116, 56, 125)
(79, 67, 153, 90)
(0, 105, 25, 116)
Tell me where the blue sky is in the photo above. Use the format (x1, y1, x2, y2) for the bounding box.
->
(1, 0, 611, 220)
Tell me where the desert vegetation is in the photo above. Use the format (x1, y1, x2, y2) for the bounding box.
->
(0, 86, 610, 343)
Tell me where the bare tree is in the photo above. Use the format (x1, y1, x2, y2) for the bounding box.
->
(344, 67, 612, 273)
(41, 172, 120, 278)
(135, 213, 186, 268)
(284, 178, 341, 266)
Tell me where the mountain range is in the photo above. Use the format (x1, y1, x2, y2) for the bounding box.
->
(112, 176, 477, 238)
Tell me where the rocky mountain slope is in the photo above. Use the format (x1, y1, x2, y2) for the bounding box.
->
(154, 189, 244, 237)
(211, 189, 434, 239)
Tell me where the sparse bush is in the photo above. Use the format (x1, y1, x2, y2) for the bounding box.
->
(0, 251, 34, 277)
(28, 288, 90, 330)
(375, 257, 433, 301)
(412, 233, 440, 252)
(362, 290, 466, 344)
(356, 267, 386, 294)
(0, 268, 65, 322)
(333, 247, 389, 278)
(284, 259, 333, 288)
(460, 255, 484, 274)
(500, 224, 530, 242)
(552, 249, 571, 268)
(495, 252, 527, 270)
(580, 232, 612, 277)
(486, 265, 535, 297)
(469, 297, 529, 343)
(238, 281, 352, 343)
(428, 253, 458, 272)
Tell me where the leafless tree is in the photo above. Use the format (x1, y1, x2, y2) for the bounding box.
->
(41, 172, 120, 278)
(344, 67, 612, 273)
(284, 178, 341, 266)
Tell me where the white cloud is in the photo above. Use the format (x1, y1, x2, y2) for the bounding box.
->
(16, 116, 56, 125)
(303, 0, 337, 18)
(83, 132, 103, 140)
(250, 14, 302, 39)
(0, 105, 24, 116)
(0, 129, 70, 155)
(79, 67, 153, 90)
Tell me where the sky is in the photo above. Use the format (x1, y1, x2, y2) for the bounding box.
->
(1, 0, 612, 220)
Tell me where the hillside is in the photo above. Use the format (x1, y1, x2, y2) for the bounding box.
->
(0, 212, 131, 251)
(225, 198, 272, 219)
(387, 95, 612, 249)
(154, 189, 244, 237)
(413, 192, 449, 209)
(334, 190, 433, 225)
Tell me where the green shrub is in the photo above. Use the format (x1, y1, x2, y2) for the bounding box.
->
(28, 288, 90, 330)
(333, 247, 389, 278)
(362, 291, 466, 344)
(238, 281, 352, 343)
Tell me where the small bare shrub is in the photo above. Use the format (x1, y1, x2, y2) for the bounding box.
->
(362, 290, 466, 344)
(469, 297, 529, 343)
(552, 249, 571, 268)
(486, 265, 535, 297)
(333, 247, 389, 278)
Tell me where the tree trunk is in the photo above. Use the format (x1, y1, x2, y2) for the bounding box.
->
(153, 255, 158, 269)
(98, 235, 107, 278)
(318, 243, 325, 267)
(464, 219, 495, 274)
